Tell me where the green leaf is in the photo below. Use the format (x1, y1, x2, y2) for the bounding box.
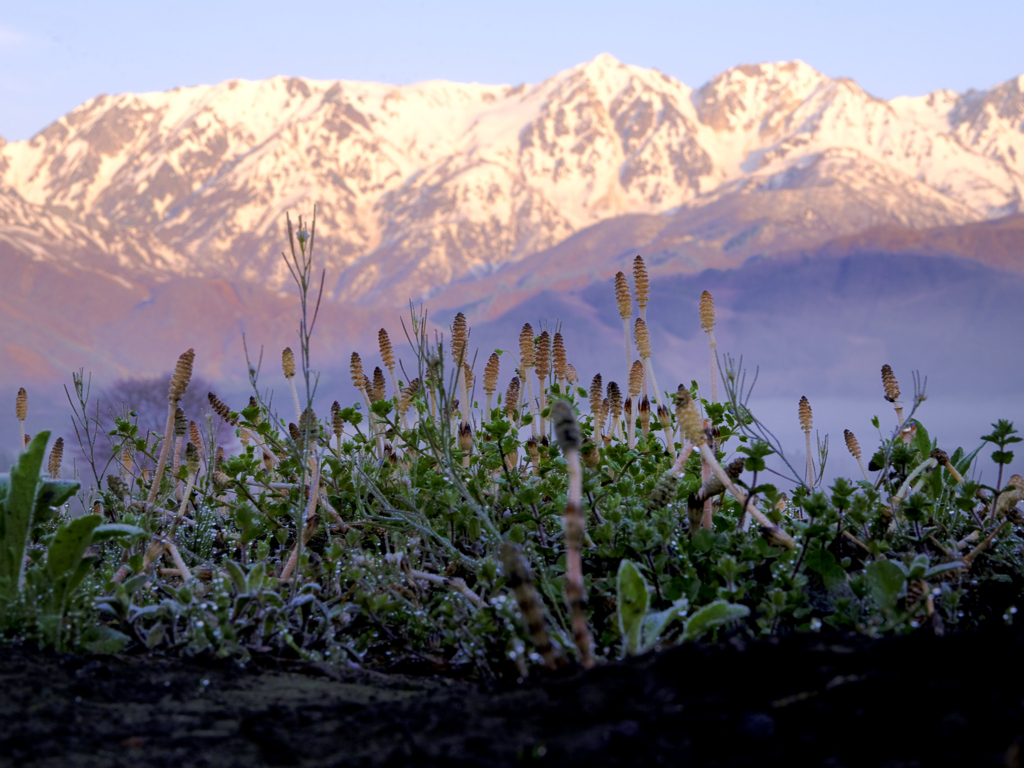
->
(81, 623, 130, 654)
(640, 600, 688, 653)
(47, 515, 102, 580)
(0, 432, 51, 600)
(32, 479, 81, 524)
(691, 528, 716, 553)
(616, 560, 649, 656)
(247, 562, 266, 592)
(912, 421, 932, 460)
(865, 559, 906, 609)
(91, 524, 145, 542)
(225, 561, 247, 592)
(682, 600, 750, 642)
(804, 549, 847, 591)
(924, 561, 966, 580)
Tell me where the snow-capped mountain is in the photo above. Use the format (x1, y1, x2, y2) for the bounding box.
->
(1, 55, 1022, 307)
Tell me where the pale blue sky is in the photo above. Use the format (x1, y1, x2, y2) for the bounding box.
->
(1, 0, 1022, 141)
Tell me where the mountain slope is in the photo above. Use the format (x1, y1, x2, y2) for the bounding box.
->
(2, 57, 1023, 307)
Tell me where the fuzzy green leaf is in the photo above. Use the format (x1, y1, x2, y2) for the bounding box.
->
(804, 549, 847, 592)
(0, 431, 50, 600)
(682, 600, 750, 642)
(47, 515, 102, 581)
(91, 524, 145, 542)
(616, 559, 649, 656)
(640, 600, 689, 653)
(865, 559, 906, 609)
(81, 625, 131, 654)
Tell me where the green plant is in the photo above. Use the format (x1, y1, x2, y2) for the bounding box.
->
(0, 432, 80, 601)
(4, 230, 1020, 678)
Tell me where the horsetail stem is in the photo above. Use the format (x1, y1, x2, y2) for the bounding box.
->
(615, 271, 633, 393)
(147, 348, 194, 506)
(551, 399, 594, 669)
(881, 364, 904, 426)
(15, 387, 27, 453)
(519, 323, 538, 438)
(799, 395, 814, 487)
(483, 352, 500, 422)
(844, 429, 871, 483)
(282, 347, 302, 424)
(699, 290, 718, 403)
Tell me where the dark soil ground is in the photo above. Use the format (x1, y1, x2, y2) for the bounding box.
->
(2, 623, 1024, 768)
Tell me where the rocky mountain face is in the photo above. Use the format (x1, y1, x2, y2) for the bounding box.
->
(2, 56, 1022, 309)
(1, 55, 1023, 431)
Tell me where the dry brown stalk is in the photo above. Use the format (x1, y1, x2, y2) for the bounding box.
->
(551, 399, 594, 669)
(881, 364, 904, 425)
(500, 541, 558, 669)
(679, 395, 794, 548)
(961, 520, 1010, 569)
(526, 438, 540, 477)
(931, 448, 964, 484)
(280, 458, 321, 581)
(170, 442, 200, 535)
(699, 417, 715, 530)
(844, 429, 871, 483)
(15, 387, 26, 452)
(699, 290, 718, 403)
(147, 349, 195, 506)
(689, 456, 744, 533)
(995, 474, 1024, 518)
(47, 437, 64, 479)
(799, 396, 814, 487)
(483, 352, 500, 421)
(408, 569, 485, 610)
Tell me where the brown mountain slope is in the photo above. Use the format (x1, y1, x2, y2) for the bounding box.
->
(428, 169, 1011, 322)
(807, 214, 1024, 273)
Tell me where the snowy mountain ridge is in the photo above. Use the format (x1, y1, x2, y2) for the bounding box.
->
(1, 54, 1022, 304)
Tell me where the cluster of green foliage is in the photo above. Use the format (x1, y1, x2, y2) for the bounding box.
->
(2, 218, 1022, 678)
